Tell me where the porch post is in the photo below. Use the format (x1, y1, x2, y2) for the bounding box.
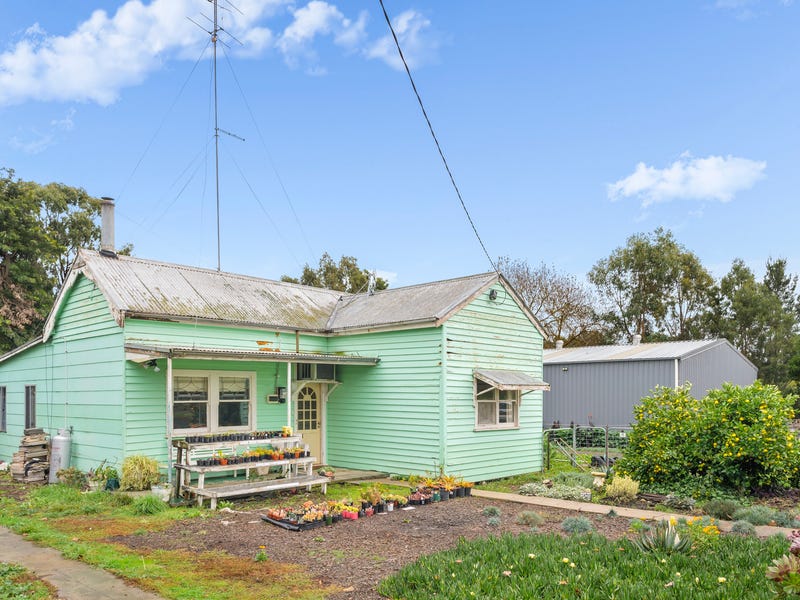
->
(166, 355, 174, 484)
(286, 362, 293, 429)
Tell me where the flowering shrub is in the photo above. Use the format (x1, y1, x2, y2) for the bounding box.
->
(616, 382, 800, 494)
(604, 475, 640, 503)
(518, 482, 590, 501)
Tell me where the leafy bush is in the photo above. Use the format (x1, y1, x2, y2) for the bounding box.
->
(617, 382, 800, 495)
(518, 482, 590, 501)
(487, 516, 501, 527)
(703, 498, 742, 520)
(553, 471, 595, 488)
(730, 520, 757, 536)
(561, 516, 593, 534)
(132, 495, 168, 515)
(516, 511, 544, 527)
(604, 475, 639, 503)
(57, 467, 87, 489)
(732, 505, 800, 527)
(120, 455, 160, 491)
(482, 506, 501, 517)
(663, 493, 695, 511)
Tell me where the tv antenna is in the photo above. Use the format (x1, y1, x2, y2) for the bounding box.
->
(188, 0, 244, 271)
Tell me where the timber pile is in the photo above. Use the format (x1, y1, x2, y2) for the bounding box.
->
(10, 428, 49, 483)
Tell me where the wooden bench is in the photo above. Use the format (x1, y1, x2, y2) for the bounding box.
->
(182, 474, 330, 509)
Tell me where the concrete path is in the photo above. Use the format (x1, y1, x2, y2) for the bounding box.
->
(0, 527, 165, 600)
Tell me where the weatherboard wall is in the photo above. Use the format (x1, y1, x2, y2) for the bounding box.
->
(0, 275, 125, 469)
(325, 327, 443, 475)
(443, 283, 545, 481)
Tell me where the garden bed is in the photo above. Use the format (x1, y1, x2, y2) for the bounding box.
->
(113, 495, 633, 599)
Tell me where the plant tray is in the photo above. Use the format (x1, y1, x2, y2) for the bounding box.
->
(261, 515, 326, 531)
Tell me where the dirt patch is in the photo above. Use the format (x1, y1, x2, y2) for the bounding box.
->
(113, 496, 632, 599)
(0, 474, 37, 502)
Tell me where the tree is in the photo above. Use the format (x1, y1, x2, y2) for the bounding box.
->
(0, 168, 119, 353)
(497, 256, 608, 346)
(588, 228, 714, 342)
(705, 259, 797, 386)
(281, 253, 388, 294)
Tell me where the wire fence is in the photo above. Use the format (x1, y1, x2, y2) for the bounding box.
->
(543, 426, 632, 471)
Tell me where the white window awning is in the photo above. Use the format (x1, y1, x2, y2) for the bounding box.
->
(474, 369, 550, 391)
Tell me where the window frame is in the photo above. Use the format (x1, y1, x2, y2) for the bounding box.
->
(25, 385, 36, 429)
(474, 378, 520, 431)
(171, 370, 256, 435)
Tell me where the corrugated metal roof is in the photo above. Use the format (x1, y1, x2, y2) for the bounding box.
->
(543, 339, 729, 364)
(475, 368, 550, 391)
(73, 250, 499, 334)
(328, 273, 498, 331)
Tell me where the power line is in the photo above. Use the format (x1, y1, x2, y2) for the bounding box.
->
(377, 0, 497, 273)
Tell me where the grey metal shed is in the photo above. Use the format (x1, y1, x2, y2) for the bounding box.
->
(543, 339, 757, 428)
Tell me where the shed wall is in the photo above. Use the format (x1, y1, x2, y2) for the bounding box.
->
(679, 344, 757, 397)
(444, 283, 545, 481)
(543, 360, 674, 428)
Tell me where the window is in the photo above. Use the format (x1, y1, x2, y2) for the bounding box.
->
(172, 371, 255, 434)
(475, 379, 519, 430)
(0, 386, 6, 432)
(25, 385, 36, 429)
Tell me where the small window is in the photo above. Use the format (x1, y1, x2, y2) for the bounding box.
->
(218, 376, 250, 428)
(25, 385, 36, 429)
(0, 386, 6, 432)
(173, 376, 208, 430)
(474, 379, 519, 430)
(296, 363, 313, 380)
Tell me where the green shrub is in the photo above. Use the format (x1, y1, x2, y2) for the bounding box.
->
(487, 516, 501, 527)
(561, 516, 593, 535)
(604, 475, 639, 503)
(120, 455, 160, 491)
(482, 506, 501, 517)
(703, 498, 742, 520)
(553, 471, 595, 488)
(516, 511, 544, 527)
(730, 520, 757, 536)
(57, 467, 87, 489)
(518, 482, 590, 501)
(731, 505, 800, 527)
(617, 382, 800, 495)
(132, 495, 167, 515)
(663, 493, 695, 511)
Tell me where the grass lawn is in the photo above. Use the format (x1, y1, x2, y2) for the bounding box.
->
(0, 562, 58, 600)
(379, 531, 787, 599)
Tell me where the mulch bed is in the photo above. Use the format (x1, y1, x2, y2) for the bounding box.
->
(114, 495, 633, 599)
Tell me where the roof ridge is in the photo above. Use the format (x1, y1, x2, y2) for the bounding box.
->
(348, 271, 496, 297)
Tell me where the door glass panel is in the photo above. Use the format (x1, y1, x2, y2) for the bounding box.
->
(297, 386, 317, 431)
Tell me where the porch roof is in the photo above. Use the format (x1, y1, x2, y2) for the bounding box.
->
(474, 368, 550, 391)
(124, 343, 380, 365)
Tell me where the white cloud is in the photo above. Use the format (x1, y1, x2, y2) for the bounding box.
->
(276, 1, 367, 68)
(9, 132, 55, 155)
(0, 0, 415, 107)
(608, 153, 766, 207)
(51, 108, 76, 131)
(376, 269, 398, 285)
(366, 10, 440, 70)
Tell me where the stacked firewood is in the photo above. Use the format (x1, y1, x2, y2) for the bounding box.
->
(10, 428, 49, 483)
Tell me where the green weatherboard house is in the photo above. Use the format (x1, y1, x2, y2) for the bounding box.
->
(0, 245, 548, 482)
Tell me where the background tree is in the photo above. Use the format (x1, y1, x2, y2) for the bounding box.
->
(0, 168, 127, 353)
(588, 228, 714, 342)
(497, 256, 608, 347)
(281, 252, 388, 294)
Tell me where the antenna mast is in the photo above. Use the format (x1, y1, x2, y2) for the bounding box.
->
(212, 0, 221, 271)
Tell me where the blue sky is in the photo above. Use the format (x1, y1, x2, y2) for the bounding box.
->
(1, 0, 798, 287)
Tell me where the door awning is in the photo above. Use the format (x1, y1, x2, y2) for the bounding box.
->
(474, 369, 550, 391)
(125, 343, 380, 365)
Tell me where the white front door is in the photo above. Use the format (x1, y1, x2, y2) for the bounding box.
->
(295, 384, 323, 464)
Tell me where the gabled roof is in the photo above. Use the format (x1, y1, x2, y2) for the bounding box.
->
(543, 339, 753, 366)
(39, 250, 537, 339)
